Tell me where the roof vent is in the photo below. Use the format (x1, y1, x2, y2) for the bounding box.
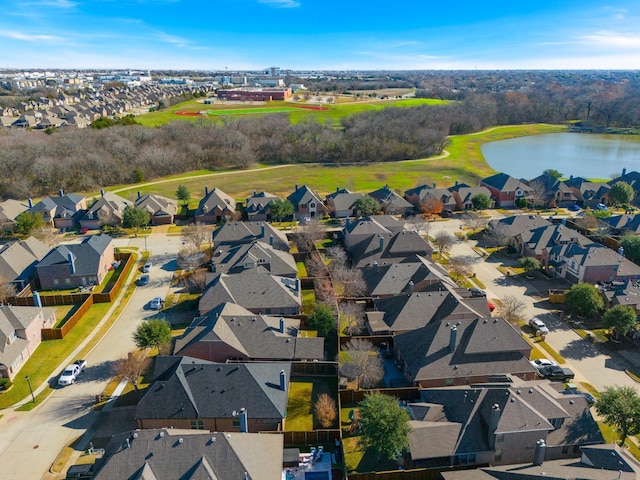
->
(529, 389, 533, 394)
(178, 438, 184, 444)
(159, 431, 165, 437)
(483, 319, 488, 324)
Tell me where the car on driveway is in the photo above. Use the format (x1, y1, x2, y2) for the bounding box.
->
(469, 288, 486, 297)
(58, 360, 86, 387)
(150, 296, 164, 310)
(529, 317, 550, 335)
(596, 203, 608, 210)
(539, 365, 575, 381)
(568, 204, 581, 211)
(530, 358, 556, 369)
(138, 274, 149, 286)
(142, 261, 153, 273)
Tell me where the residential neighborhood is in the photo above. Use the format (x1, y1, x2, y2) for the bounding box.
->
(2, 168, 640, 480)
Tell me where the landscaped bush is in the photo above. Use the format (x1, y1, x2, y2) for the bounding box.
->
(0, 378, 13, 391)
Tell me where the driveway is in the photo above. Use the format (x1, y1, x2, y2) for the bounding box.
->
(419, 215, 640, 393)
(0, 233, 186, 479)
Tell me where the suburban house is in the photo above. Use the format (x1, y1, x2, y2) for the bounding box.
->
(287, 184, 328, 220)
(487, 214, 552, 249)
(448, 184, 495, 210)
(368, 185, 414, 216)
(36, 234, 115, 290)
(135, 356, 291, 432)
(393, 317, 537, 387)
(480, 173, 531, 207)
(326, 190, 365, 218)
(347, 230, 433, 268)
(603, 214, 640, 236)
(441, 444, 640, 480)
(361, 255, 453, 298)
(79, 191, 129, 230)
(366, 282, 490, 335)
(209, 241, 297, 277)
(93, 429, 284, 480)
(0, 237, 51, 290)
(343, 215, 404, 250)
(198, 270, 302, 316)
(0, 199, 29, 232)
(213, 221, 290, 252)
(526, 173, 578, 208)
(404, 184, 457, 212)
(611, 168, 640, 206)
(564, 176, 611, 208)
(26, 191, 87, 229)
(194, 186, 236, 224)
(133, 192, 178, 225)
(602, 280, 640, 311)
(0, 305, 56, 380)
(406, 379, 603, 469)
(245, 191, 280, 221)
(173, 302, 324, 362)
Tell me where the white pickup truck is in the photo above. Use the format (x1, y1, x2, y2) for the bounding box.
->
(58, 359, 87, 387)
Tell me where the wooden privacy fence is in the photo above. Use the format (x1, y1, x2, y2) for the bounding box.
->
(340, 387, 421, 406)
(291, 361, 339, 377)
(93, 252, 135, 303)
(261, 430, 341, 447)
(347, 465, 483, 480)
(42, 294, 94, 340)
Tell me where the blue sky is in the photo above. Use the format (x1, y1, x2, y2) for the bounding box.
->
(1, 0, 640, 70)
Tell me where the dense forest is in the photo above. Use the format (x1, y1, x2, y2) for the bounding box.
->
(0, 70, 639, 200)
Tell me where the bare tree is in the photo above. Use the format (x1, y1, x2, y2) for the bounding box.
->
(0, 280, 17, 303)
(180, 270, 207, 294)
(331, 266, 367, 298)
(406, 215, 430, 236)
(449, 256, 473, 278)
(300, 219, 326, 249)
(182, 222, 212, 250)
(33, 227, 59, 247)
(314, 277, 337, 305)
(499, 295, 527, 324)
(177, 246, 205, 271)
(433, 230, 455, 256)
(114, 350, 151, 391)
(483, 221, 510, 247)
(341, 338, 384, 389)
(305, 252, 328, 278)
(325, 245, 348, 269)
(314, 393, 338, 428)
(339, 301, 366, 335)
(460, 211, 488, 232)
(527, 180, 547, 209)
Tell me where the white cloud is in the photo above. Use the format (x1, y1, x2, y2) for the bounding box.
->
(579, 31, 640, 48)
(23, 0, 77, 8)
(0, 30, 61, 41)
(258, 0, 300, 8)
(154, 31, 191, 48)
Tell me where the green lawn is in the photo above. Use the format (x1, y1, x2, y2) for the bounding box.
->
(285, 377, 338, 431)
(296, 261, 308, 278)
(301, 289, 316, 314)
(598, 421, 640, 461)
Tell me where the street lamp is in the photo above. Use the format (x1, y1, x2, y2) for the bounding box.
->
(25, 374, 35, 403)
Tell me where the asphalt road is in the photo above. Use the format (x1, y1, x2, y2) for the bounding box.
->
(0, 233, 185, 479)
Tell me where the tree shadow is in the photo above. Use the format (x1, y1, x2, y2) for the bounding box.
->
(82, 359, 119, 383)
(559, 338, 605, 359)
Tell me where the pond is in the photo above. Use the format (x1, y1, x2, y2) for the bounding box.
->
(480, 133, 640, 180)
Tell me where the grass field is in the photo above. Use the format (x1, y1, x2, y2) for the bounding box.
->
(106, 123, 565, 203)
(135, 97, 449, 128)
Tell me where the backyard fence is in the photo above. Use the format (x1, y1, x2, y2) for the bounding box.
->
(339, 387, 420, 406)
(93, 252, 135, 303)
(347, 465, 482, 480)
(261, 429, 341, 447)
(42, 294, 94, 340)
(291, 361, 339, 377)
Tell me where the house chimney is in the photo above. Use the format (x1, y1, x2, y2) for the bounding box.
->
(433, 182, 436, 189)
(489, 404, 501, 448)
(253, 189, 257, 196)
(295, 184, 298, 192)
(279, 370, 286, 391)
(205, 185, 209, 196)
(279, 317, 285, 333)
(33, 291, 42, 308)
(407, 281, 414, 295)
(379, 234, 385, 252)
(269, 234, 273, 246)
(533, 439, 546, 466)
(336, 186, 340, 193)
(373, 261, 378, 271)
(260, 223, 265, 238)
(455, 179, 458, 187)
(68, 252, 76, 274)
(622, 168, 627, 176)
(137, 190, 141, 199)
(239, 408, 248, 433)
(449, 326, 457, 352)
(28, 198, 33, 208)
(100, 189, 105, 197)
(59, 189, 64, 197)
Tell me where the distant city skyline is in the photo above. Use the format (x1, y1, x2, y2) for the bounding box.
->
(1, 0, 640, 71)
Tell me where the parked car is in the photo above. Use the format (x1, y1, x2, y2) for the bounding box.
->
(529, 317, 550, 335)
(142, 261, 153, 273)
(568, 204, 581, 211)
(596, 203, 608, 210)
(58, 359, 86, 386)
(530, 358, 557, 369)
(150, 296, 164, 310)
(469, 288, 486, 297)
(138, 274, 149, 286)
(539, 365, 575, 381)
(488, 301, 496, 312)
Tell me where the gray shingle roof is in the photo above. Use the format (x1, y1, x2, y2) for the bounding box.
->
(198, 270, 301, 315)
(196, 187, 235, 217)
(93, 429, 284, 480)
(174, 302, 324, 361)
(135, 357, 291, 422)
(0, 237, 50, 283)
(348, 230, 433, 268)
(213, 222, 289, 252)
(210, 241, 297, 277)
(134, 193, 177, 218)
(37, 234, 113, 276)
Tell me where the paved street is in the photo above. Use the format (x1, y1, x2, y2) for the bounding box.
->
(427, 216, 640, 392)
(0, 233, 185, 479)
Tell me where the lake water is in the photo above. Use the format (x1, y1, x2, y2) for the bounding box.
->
(480, 133, 640, 180)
